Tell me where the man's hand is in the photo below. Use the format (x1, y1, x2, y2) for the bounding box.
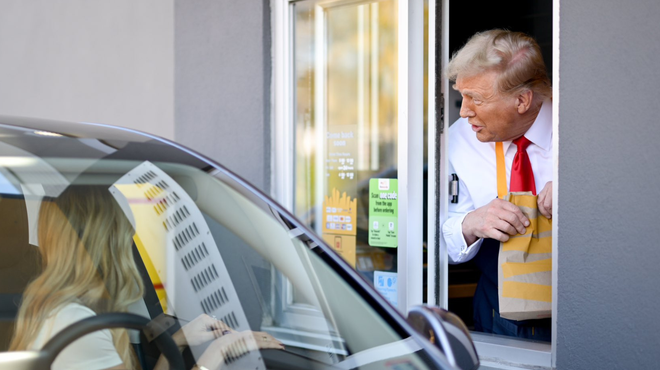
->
(537, 181, 552, 219)
(462, 198, 530, 244)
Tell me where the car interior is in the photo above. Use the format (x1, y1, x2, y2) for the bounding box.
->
(0, 193, 42, 351)
(0, 144, 441, 370)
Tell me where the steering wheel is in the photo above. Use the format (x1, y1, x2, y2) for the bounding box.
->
(41, 312, 185, 370)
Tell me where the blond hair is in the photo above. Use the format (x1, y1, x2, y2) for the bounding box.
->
(10, 185, 144, 369)
(446, 29, 551, 99)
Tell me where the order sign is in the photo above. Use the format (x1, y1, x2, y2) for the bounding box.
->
(368, 178, 398, 248)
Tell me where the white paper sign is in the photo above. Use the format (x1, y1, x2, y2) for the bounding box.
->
(374, 271, 398, 307)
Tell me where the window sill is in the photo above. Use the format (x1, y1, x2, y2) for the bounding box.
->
(471, 333, 551, 370)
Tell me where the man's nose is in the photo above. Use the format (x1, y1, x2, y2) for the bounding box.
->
(459, 99, 475, 118)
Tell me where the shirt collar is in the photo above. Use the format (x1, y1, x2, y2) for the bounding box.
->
(502, 99, 553, 153)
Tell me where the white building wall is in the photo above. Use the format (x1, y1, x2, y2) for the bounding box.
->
(0, 0, 174, 139)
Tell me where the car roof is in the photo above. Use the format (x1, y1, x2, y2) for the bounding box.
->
(0, 114, 287, 226)
(0, 115, 153, 142)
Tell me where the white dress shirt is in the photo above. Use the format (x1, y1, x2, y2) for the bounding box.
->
(443, 100, 553, 263)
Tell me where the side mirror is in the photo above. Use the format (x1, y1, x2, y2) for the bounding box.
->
(408, 305, 479, 370)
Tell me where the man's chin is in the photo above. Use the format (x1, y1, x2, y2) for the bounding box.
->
(475, 132, 492, 142)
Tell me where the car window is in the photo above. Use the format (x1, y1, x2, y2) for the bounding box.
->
(0, 133, 443, 370)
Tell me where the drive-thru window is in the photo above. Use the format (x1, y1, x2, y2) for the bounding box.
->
(273, 0, 556, 368)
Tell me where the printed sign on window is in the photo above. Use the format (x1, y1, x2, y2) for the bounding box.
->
(374, 271, 398, 307)
(368, 178, 398, 248)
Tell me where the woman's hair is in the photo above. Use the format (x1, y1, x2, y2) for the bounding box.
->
(10, 185, 145, 369)
(445, 29, 552, 100)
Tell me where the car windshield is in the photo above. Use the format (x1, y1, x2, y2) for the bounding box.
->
(0, 125, 445, 370)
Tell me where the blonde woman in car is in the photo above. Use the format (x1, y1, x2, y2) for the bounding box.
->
(10, 185, 281, 370)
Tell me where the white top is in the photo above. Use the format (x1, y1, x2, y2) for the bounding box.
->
(30, 303, 123, 370)
(443, 100, 554, 263)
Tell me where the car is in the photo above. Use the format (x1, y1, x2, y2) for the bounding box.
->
(0, 116, 478, 370)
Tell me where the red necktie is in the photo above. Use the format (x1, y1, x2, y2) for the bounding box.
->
(510, 136, 536, 195)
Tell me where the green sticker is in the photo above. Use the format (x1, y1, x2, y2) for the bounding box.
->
(368, 178, 398, 248)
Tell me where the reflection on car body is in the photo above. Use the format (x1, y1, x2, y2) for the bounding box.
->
(0, 116, 478, 370)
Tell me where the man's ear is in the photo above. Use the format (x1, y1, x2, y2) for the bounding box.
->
(516, 90, 534, 114)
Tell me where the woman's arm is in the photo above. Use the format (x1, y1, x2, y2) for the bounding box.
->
(149, 314, 283, 370)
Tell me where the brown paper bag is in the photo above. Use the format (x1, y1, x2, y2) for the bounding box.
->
(498, 192, 552, 321)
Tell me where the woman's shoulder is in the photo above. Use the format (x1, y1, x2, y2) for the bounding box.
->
(36, 304, 123, 370)
(31, 303, 98, 350)
(52, 302, 95, 318)
(47, 303, 96, 331)
(54, 302, 96, 316)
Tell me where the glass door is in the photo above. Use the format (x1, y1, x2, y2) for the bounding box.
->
(286, 0, 427, 313)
